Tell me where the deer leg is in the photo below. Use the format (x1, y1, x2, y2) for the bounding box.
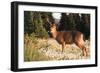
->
(75, 43, 87, 56)
(80, 46, 87, 56)
(62, 42, 65, 52)
(75, 35, 88, 56)
(81, 46, 88, 56)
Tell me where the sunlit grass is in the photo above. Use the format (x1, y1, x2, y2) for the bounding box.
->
(24, 34, 90, 61)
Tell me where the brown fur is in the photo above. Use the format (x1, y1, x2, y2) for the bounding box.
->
(50, 24, 87, 56)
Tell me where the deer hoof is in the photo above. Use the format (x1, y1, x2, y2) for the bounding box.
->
(82, 52, 88, 57)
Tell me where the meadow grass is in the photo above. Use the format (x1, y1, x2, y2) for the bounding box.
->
(24, 34, 50, 61)
(24, 34, 90, 61)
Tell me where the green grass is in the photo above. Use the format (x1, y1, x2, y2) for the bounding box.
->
(24, 34, 50, 61)
(24, 46, 49, 61)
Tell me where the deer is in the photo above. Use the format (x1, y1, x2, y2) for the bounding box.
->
(46, 18, 88, 56)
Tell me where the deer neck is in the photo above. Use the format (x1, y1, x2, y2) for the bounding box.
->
(51, 31, 58, 39)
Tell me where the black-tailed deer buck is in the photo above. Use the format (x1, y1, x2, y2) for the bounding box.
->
(47, 18, 87, 56)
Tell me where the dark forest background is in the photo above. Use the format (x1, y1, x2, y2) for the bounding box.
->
(24, 11, 90, 39)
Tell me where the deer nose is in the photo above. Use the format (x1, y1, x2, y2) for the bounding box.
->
(48, 31, 50, 34)
(48, 31, 52, 35)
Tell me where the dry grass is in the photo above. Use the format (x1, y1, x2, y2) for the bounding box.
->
(24, 35, 90, 61)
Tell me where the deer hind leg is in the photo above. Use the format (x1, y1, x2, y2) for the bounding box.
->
(75, 40, 87, 57)
(75, 34, 88, 56)
(82, 46, 88, 56)
(76, 43, 87, 56)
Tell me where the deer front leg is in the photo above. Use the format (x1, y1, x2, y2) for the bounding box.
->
(62, 42, 65, 52)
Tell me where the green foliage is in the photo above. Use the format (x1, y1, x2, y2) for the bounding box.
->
(24, 11, 53, 38)
(59, 13, 80, 30)
(59, 13, 68, 31)
(24, 11, 34, 34)
(24, 47, 49, 61)
(80, 14, 90, 39)
(33, 12, 49, 38)
(24, 35, 50, 61)
(68, 13, 76, 30)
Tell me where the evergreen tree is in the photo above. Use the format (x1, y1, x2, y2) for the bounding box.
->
(24, 11, 34, 34)
(25, 11, 55, 38)
(32, 12, 49, 38)
(59, 13, 68, 31)
(81, 14, 90, 39)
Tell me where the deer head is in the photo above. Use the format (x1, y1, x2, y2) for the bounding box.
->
(46, 17, 59, 38)
(50, 23, 57, 34)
